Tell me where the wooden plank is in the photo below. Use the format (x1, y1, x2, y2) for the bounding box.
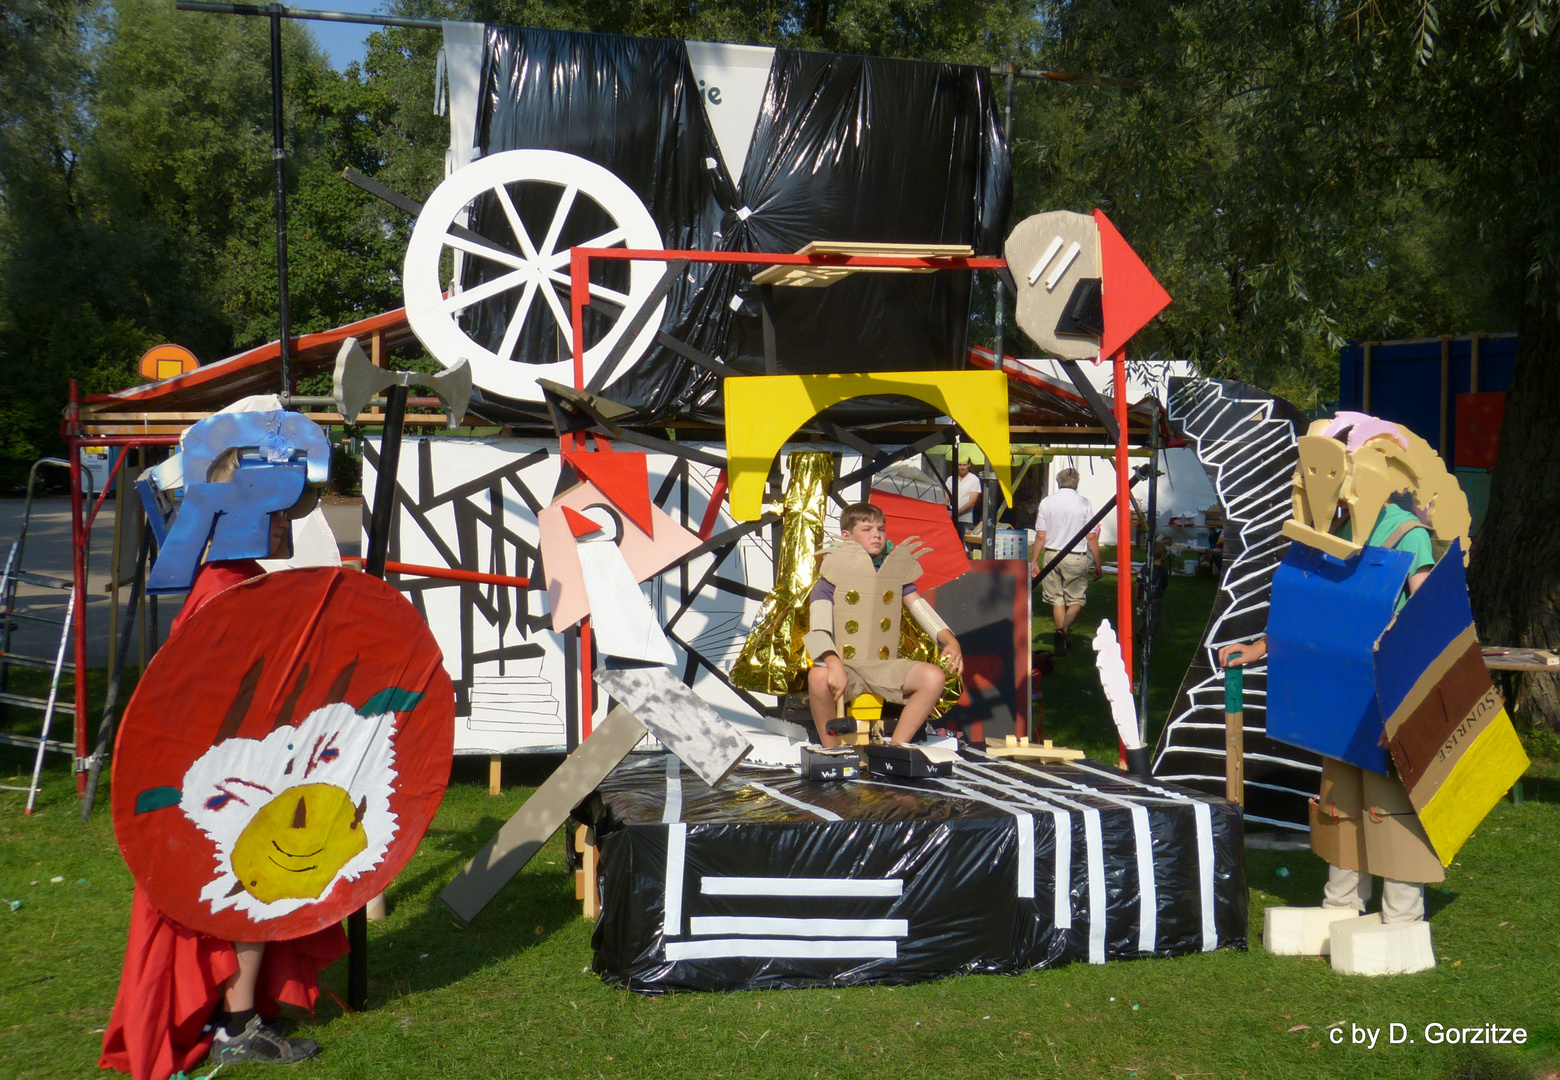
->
(488, 754, 502, 796)
(440, 705, 647, 925)
(751, 241, 976, 287)
(984, 736, 1085, 762)
(1483, 647, 1560, 672)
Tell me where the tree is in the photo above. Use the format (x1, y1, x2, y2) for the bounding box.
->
(1027, 0, 1560, 728)
(1421, 1, 1560, 730)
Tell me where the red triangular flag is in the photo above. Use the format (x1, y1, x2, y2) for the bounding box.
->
(562, 505, 603, 537)
(1093, 209, 1172, 362)
(562, 450, 654, 537)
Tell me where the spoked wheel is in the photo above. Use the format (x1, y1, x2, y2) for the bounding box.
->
(403, 150, 666, 402)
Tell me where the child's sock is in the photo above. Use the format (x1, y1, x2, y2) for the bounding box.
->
(221, 1008, 257, 1038)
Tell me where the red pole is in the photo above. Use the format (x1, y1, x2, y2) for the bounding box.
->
(1111, 350, 1134, 768)
(66, 383, 89, 796)
(568, 248, 593, 738)
(1112, 348, 1132, 681)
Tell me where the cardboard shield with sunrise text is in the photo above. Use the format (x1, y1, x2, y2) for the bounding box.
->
(112, 567, 455, 941)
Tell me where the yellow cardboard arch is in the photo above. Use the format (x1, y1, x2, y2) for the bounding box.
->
(724, 372, 1013, 521)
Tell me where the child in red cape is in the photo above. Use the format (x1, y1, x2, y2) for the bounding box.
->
(101, 476, 348, 1079)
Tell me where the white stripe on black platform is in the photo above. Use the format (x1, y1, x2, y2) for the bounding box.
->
(1069, 758, 1219, 951)
(955, 762, 1085, 932)
(745, 779, 842, 821)
(929, 778, 1035, 900)
(666, 938, 897, 961)
(955, 762, 1112, 963)
(664, 822, 687, 940)
(662, 753, 683, 824)
(972, 755, 1161, 957)
(702, 876, 902, 898)
(689, 916, 908, 938)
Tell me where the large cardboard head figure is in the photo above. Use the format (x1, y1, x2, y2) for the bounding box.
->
(113, 567, 455, 940)
(1282, 411, 1472, 563)
(1005, 209, 1171, 362)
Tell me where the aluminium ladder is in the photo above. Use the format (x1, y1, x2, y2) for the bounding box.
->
(0, 459, 87, 813)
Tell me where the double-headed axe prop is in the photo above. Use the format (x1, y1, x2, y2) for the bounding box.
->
(333, 337, 471, 578)
(331, 337, 469, 1012)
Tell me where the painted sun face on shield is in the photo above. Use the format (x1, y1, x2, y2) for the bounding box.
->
(178, 693, 416, 920)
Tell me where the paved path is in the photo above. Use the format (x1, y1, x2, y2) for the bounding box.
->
(0, 497, 364, 668)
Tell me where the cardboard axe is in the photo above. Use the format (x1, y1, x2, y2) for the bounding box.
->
(333, 337, 471, 430)
(332, 338, 470, 579)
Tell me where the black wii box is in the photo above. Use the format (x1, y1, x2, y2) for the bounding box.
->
(800, 745, 861, 781)
(863, 743, 955, 779)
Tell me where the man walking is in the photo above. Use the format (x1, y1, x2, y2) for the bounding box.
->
(1029, 467, 1102, 656)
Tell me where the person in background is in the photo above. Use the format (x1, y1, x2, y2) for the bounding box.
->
(1029, 467, 1102, 657)
(948, 455, 983, 537)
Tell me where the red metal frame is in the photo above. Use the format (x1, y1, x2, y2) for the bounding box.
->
(64, 381, 181, 794)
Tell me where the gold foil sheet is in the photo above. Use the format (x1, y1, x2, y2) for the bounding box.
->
(730, 452, 834, 695)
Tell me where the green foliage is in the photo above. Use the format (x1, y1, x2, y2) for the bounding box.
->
(1009, 2, 1526, 405)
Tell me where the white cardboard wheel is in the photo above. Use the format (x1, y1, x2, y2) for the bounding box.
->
(403, 149, 666, 402)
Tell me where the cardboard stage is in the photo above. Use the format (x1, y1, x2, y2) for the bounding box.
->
(582, 752, 1247, 992)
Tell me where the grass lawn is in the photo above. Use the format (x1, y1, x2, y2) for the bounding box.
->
(3, 582, 1558, 1080)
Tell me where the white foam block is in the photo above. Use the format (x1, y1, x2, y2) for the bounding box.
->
(1329, 914, 1436, 975)
(1262, 906, 1364, 956)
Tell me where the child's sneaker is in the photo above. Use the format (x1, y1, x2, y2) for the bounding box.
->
(212, 1015, 319, 1064)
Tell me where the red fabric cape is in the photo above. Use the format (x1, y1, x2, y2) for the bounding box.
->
(100, 561, 348, 1080)
(99, 888, 347, 1080)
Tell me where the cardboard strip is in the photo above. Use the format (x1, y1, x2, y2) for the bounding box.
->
(1381, 625, 1481, 739)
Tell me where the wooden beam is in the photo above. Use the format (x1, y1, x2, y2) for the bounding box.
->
(1470, 333, 1482, 394)
(1362, 342, 1373, 412)
(1439, 335, 1451, 457)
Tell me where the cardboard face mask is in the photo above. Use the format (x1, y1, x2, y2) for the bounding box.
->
(112, 567, 455, 941)
(1282, 413, 1472, 563)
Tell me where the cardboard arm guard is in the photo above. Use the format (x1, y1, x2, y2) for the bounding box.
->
(908, 596, 951, 644)
(804, 598, 836, 661)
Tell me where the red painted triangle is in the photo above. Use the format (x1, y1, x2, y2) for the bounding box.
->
(562, 450, 655, 536)
(562, 505, 603, 537)
(1093, 209, 1172, 361)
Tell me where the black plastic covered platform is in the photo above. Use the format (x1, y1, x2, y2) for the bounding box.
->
(581, 751, 1247, 992)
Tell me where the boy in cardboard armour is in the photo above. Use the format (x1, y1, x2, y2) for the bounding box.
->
(803, 503, 964, 745)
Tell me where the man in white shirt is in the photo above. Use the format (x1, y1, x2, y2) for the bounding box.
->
(948, 457, 983, 537)
(1029, 467, 1102, 657)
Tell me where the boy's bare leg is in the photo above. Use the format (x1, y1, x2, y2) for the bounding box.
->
(222, 942, 265, 1012)
(1052, 603, 1068, 632)
(891, 663, 948, 743)
(1061, 602, 1084, 632)
(806, 666, 841, 748)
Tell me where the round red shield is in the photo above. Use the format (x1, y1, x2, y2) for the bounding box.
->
(113, 567, 455, 941)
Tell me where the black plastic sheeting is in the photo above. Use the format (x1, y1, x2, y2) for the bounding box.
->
(1150, 377, 1322, 830)
(580, 752, 1246, 992)
(467, 28, 1010, 427)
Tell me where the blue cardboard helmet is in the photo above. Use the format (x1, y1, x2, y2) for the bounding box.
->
(140, 410, 331, 593)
